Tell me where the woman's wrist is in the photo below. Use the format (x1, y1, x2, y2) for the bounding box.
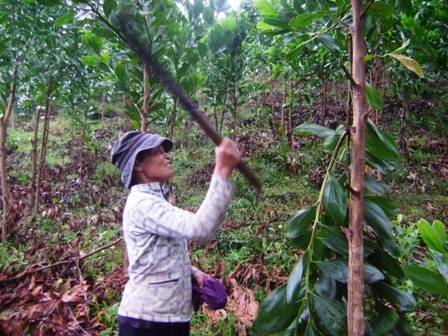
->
(214, 165, 232, 179)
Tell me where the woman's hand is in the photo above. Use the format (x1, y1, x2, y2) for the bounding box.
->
(214, 137, 241, 179)
(192, 270, 211, 289)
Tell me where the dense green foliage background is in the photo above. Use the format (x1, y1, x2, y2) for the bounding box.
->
(0, 0, 447, 335)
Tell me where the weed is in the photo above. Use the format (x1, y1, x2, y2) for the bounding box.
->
(94, 162, 120, 181)
(191, 311, 239, 336)
(98, 302, 119, 336)
(0, 242, 27, 273)
(36, 218, 56, 235)
(391, 214, 420, 262)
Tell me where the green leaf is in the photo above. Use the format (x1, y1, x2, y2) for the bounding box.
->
(318, 34, 340, 53)
(434, 251, 448, 282)
(193, 0, 204, 18)
(255, 0, 279, 19)
(36, 0, 63, 7)
(370, 306, 399, 333)
(99, 50, 110, 64)
(365, 174, 388, 194)
(364, 196, 397, 219)
(364, 198, 401, 257)
(92, 27, 117, 39)
(322, 132, 341, 153)
(285, 206, 316, 239)
(257, 20, 282, 31)
(81, 55, 97, 67)
(364, 263, 385, 283)
(54, 11, 75, 27)
(316, 271, 337, 298)
(310, 294, 347, 335)
(294, 123, 336, 137)
(261, 18, 291, 30)
(366, 82, 384, 109)
(253, 284, 301, 334)
(289, 11, 330, 28)
(368, 249, 405, 279)
(115, 63, 127, 83)
(416, 218, 445, 253)
(387, 53, 424, 77)
(287, 252, 308, 303)
(365, 119, 400, 172)
(403, 265, 448, 296)
(316, 260, 348, 283)
(103, 0, 116, 18)
(289, 231, 312, 250)
(321, 225, 348, 255)
(286, 37, 315, 61)
(389, 40, 410, 55)
(203, 6, 214, 24)
(372, 282, 416, 311)
(365, 1, 394, 18)
(317, 260, 384, 284)
(432, 220, 447, 243)
(323, 175, 347, 225)
(334, 0, 350, 13)
(365, 54, 376, 62)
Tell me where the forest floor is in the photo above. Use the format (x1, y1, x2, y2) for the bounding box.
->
(0, 92, 447, 335)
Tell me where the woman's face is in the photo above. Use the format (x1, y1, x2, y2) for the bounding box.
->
(133, 146, 173, 184)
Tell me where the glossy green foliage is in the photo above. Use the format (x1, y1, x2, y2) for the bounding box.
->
(402, 219, 448, 299)
(323, 175, 346, 225)
(254, 118, 415, 335)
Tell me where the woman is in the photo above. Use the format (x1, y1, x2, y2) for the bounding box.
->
(111, 131, 241, 336)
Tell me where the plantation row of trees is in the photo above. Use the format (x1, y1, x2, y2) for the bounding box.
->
(1, 0, 447, 334)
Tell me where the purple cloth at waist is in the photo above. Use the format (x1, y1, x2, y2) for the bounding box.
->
(192, 277, 227, 312)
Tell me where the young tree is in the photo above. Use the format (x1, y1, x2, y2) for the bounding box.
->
(1, 1, 29, 241)
(252, 0, 421, 334)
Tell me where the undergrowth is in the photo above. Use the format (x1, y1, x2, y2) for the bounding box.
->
(0, 109, 447, 335)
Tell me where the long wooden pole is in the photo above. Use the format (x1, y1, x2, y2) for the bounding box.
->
(84, 3, 262, 190)
(127, 35, 262, 191)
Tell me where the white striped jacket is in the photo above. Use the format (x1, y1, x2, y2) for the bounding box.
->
(118, 175, 235, 323)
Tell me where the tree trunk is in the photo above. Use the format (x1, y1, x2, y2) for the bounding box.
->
(141, 63, 150, 132)
(347, 0, 367, 334)
(287, 80, 293, 145)
(281, 79, 286, 130)
(399, 92, 409, 158)
(35, 77, 53, 214)
(1, 62, 19, 242)
(321, 75, 327, 125)
(232, 83, 237, 134)
(269, 66, 275, 137)
(28, 108, 42, 215)
(100, 91, 106, 128)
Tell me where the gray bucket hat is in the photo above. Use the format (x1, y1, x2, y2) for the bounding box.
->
(111, 131, 173, 189)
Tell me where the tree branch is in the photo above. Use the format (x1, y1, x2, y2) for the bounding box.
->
(0, 238, 123, 283)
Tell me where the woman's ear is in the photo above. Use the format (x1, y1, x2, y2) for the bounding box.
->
(133, 161, 143, 172)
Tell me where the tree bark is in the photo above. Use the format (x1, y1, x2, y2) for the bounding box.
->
(269, 66, 275, 136)
(347, 0, 367, 334)
(281, 79, 286, 130)
(321, 75, 327, 125)
(100, 91, 106, 128)
(35, 77, 53, 214)
(287, 80, 293, 144)
(399, 92, 409, 158)
(28, 108, 42, 215)
(1, 62, 19, 242)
